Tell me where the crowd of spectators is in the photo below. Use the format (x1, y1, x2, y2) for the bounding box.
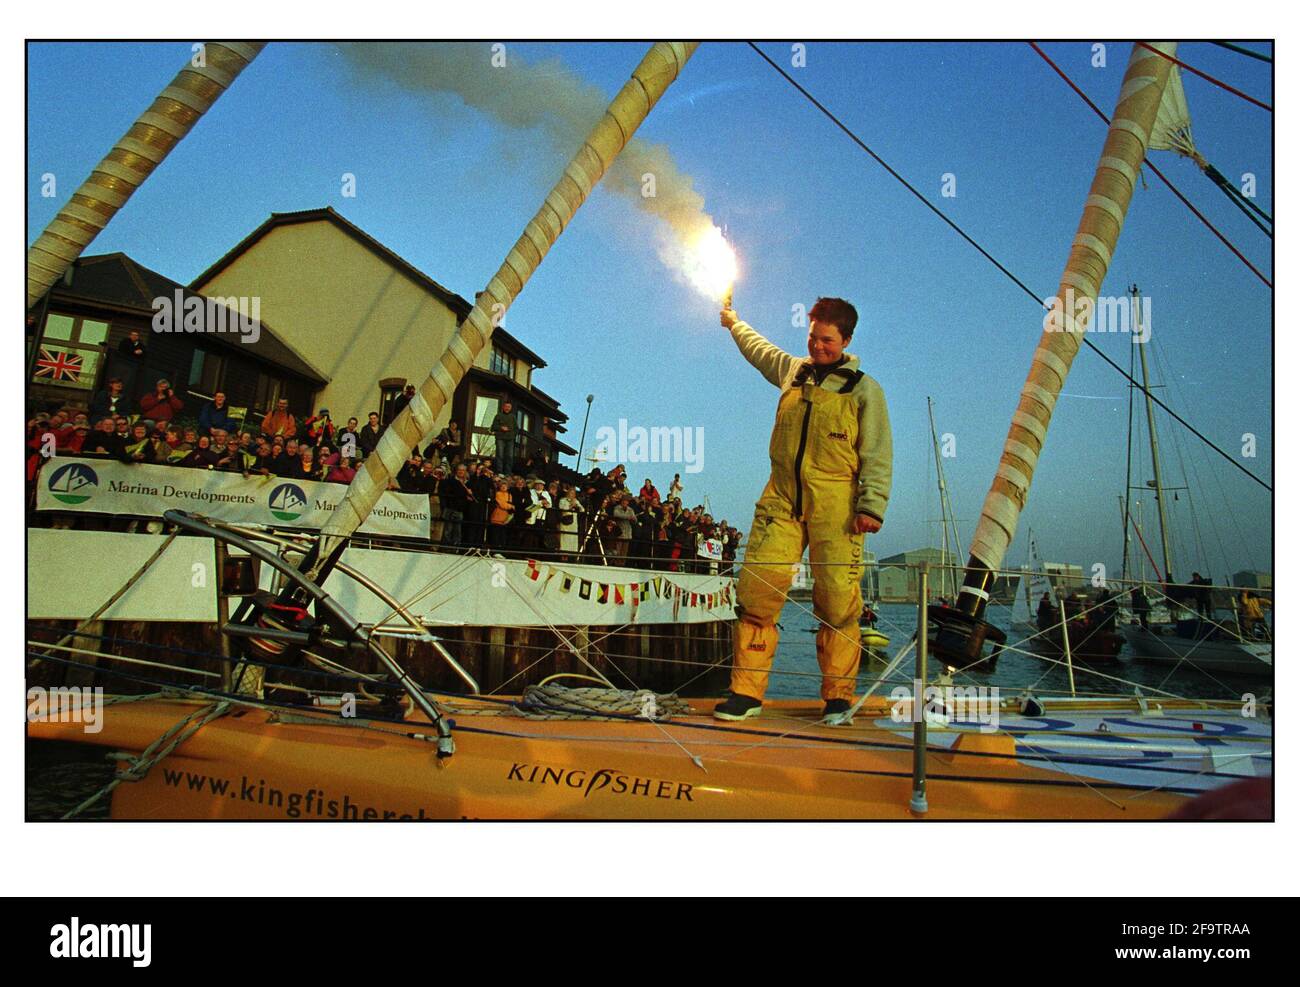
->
(28, 379, 741, 572)
(432, 461, 740, 573)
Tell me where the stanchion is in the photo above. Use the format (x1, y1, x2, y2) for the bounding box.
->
(910, 562, 929, 815)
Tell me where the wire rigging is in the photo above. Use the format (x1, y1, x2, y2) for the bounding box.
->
(1210, 42, 1272, 64)
(746, 42, 1271, 493)
(1135, 41, 1272, 112)
(1028, 42, 1272, 286)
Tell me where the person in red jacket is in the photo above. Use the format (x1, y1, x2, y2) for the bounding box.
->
(139, 378, 184, 423)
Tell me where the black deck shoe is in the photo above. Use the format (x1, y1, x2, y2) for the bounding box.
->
(822, 698, 854, 724)
(713, 693, 763, 721)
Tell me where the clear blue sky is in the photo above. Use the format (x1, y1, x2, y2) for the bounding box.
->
(27, 41, 1273, 581)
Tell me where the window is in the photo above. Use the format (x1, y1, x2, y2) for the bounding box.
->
(379, 382, 404, 425)
(514, 409, 533, 456)
(187, 349, 225, 396)
(490, 345, 514, 378)
(32, 312, 111, 391)
(471, 394, 499, 457)
(42, 314, 75, 341)
(79, 319, 110, 346)
(253, 373, 283, 418)
(473, 395, 500, 429)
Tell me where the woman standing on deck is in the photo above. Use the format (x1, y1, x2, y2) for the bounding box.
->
(714, 298, 892, 722)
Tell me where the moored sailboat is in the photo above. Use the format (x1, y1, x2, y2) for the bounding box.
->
(26, 40, 1271, 820)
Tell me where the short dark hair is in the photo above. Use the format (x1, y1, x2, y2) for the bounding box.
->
(809, 297, 859, 340)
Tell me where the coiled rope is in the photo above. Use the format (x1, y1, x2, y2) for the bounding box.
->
(512, 676, 691, 722)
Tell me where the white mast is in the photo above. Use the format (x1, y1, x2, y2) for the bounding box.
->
(931, 43, 1179, 668)
(311, 43, 698, 571)
(1132, 284, 1175, 581)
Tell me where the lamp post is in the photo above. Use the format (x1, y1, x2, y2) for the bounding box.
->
(576, 393, 594, 469)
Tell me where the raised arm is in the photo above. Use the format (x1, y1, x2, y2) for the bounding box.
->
(721, 308, 798, 388)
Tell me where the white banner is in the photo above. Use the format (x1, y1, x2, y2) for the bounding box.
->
(26, 529, 735, 628)
(697, 538, 723, 561)
(315, 552, 736, 628)
(28, 529, 218, 622)
(36, 457, 430, 539)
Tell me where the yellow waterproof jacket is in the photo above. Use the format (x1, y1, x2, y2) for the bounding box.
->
(729, 320, 892, 523)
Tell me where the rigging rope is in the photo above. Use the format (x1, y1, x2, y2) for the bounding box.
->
(748, 42, 1271, 494)
(61, 698, 232, 819)
(512, 681, 692, 721)
(1210, 42, 1272, 64)
(1028, 43, 1271, 288)
(1135, 41, 1272, 112)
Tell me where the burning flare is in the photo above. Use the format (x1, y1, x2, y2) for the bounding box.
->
(678, 224, 738, 302)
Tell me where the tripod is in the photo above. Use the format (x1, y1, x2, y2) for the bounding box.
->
(578, 507, 609, 564)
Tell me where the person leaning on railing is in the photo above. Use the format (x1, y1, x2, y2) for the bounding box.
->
(326, 454, 357, 485)
(489, 478, 515, 553)
(179, 434, 220, 469)
(556, 485, 583, 560)
(426, 464, 445, 544)
(1238, 590, 1271, 639)
(438, 463, 477, 551)
(260, 398, 297, 440)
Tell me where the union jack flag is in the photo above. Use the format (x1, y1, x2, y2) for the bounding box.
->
(34, 346, 84, 382)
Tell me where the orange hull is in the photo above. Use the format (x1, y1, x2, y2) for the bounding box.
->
(29, 696, 1190, 820)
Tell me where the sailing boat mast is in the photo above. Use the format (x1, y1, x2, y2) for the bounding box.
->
(1121, 322, 1138, 583)
(927, 396, 960, 597)
(309, 42, 698, 575)
(26, 43, 265, 309)
(1131, 284, 1174, 581)
(930, 43, 1179, 669)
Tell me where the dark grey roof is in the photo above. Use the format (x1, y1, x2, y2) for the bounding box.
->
(55, 253, 328, 384)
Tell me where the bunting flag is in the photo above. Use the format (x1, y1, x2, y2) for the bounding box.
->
(672, 587, 681, 621)
(579, 579, 592, 601)
(541, 566, 557, 592)
(597, 584, 610, 605)
(561, 574, 574, 594)
(614, 585, 625, 606)
(653, 576, 663, 598)
(526, 559, 542, 581)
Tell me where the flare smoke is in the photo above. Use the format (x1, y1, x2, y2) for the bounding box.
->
(340, 42, 718, 282)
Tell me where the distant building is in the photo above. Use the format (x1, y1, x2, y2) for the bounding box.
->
(1043, 562, 1085, 598)
(191, 206, 575, 463)
(788, 549, 878, 599)
(876, 565, 910, 603)
(990, 571, 1021, 604)
(1233, 571, 1273, 592)
(27, 253, 324, 423)
(878, 547, 959, 601)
